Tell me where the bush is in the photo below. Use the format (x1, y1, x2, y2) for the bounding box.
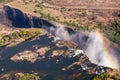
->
(0, 40, 4, 46)
(40, 12, 56, 21)
(93, 73, 110, 80)
(98, 19, 120, 44)
(19, 73, 40, 80)
(93, 72, 120, 80)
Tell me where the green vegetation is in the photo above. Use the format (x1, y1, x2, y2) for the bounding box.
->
(40, 12, 56, 21)
(0, 34, 2, 38)
(37, 5, 120, 44)
(93, 73, 120, 80)
(37, 9, 94, 31)
(0, 40, 4, 46)
(0, 0, 3, 2)
(35, 2, 44, 9)
(0, 29, 41, 46)
(22, 0, 28, 4)
(64, 21, 78, 27)
(63, 19, 120, 44)
(99, 19, 120, 44)
(37, 2, 44, 8)
(0, 0, 12, 3)
(63, 21, 95, 31)
(93, 73, 110, 80)
(19, 73, 40, 80)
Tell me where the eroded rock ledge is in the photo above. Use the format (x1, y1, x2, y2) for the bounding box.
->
(0, 5, 54, 28)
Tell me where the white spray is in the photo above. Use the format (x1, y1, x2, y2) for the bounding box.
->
(49, 25, 120, 69)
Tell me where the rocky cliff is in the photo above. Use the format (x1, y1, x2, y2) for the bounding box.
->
(0, 28, 110, 80)
(0, 6, 54, 28)
(0, 5, 120, 80)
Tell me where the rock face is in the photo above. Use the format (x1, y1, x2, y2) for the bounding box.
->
(0, 5, 119, 80)
(0, 28, 111, 80)
(0, 6, 54, 28)
(0, 5, 77, 34)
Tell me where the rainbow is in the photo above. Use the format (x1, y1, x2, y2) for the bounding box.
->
(95, 30, 119, 69)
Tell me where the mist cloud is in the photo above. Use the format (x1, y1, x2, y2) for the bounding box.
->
(49, 25, 120, 69)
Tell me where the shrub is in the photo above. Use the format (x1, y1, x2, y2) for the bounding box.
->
(19, 73, 40, 80)
(93, 73, 110, 80)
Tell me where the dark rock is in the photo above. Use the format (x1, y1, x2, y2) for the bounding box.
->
(0, 6, 55, 28)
